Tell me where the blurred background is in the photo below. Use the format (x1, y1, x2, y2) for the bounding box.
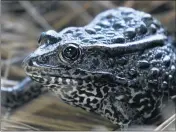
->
(1, 0, 176, 131)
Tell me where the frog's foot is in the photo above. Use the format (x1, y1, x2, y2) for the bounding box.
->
(1, 77, 46, 108)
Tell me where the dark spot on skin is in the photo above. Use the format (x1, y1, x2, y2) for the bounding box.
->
(124, 16, 133, 21)
(161, 81, 168, 90)
(113, 22, 126, 29)
(71, 91, 77, 96)
(92, 98, 99, 104)
(39, 78, 45, 83)
(79, 35, 85, 39)
(97, 20, 111, 28)
(87, 87, 93, 91)
(83, 98, 95, 110)
(172, 40, 176, 47)
(132, 94, 145, 105)
(142, 14, 153, 25)
(79, 89, 95, 97)
(150, 67, 160, 78)
(124, 28, 136, 39)
(163, 56, 171, 67)
(65, 29, 74, 33)
(136, 24, 147, 35)
(73, 69, 80, 75)
(85, 77, 92, 83)
(65, 66, 72, 71)
(148, 80, 158, 88)
(102, 86, 109, 94)
(79, 96, 84, 103)
(128, 69, 137, 78)
(54, 77, 58, 83)
(111, 36, 125, 43)
(85, 28, 96, 34)
(82, 38, 90, 43)
(138, 60, 150, 69)
(105, 109, 113, 117)
(96, 88, 103, 98)
(50, 85, 57, 88)
(155, 52, 163, 59)
(57, 37, 62, 42)
(28, 59, 33, 66)
(163, 72, 169, 81)
(75, 31, 83, 37)
(149, 24, 157, 34)
(78, 80, 83, 85)
(105, 14, 114, 19)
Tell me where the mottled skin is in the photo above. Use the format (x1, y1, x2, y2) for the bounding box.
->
(4, 7, 176, 128)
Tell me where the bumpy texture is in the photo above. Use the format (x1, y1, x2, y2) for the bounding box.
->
(21, 7, 176, 127)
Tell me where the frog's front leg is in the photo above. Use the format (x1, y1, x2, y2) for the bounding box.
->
(1, 77, 47, 108)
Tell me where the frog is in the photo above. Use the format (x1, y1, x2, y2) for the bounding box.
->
(3, 7, 176, 129)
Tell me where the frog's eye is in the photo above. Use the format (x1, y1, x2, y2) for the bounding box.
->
(60, 44, 81, 62)
(38, 32, 59, 46)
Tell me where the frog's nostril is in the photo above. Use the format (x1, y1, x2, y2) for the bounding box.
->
(28, 60, 33, 66)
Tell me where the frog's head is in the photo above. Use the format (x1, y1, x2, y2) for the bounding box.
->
(23, 29, 123, 111)
(23, 29, 119, 86)
(23, 27, 166, 84)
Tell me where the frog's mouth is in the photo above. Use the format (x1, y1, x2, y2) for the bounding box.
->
(23, 59, 117, 86)
(24, 65, 85, 86)
(25, 70, 83, 85)
(24, 62, 119, 87)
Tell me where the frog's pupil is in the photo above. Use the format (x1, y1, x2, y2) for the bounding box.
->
(63, 46, 79, 60)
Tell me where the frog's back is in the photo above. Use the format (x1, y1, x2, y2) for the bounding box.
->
(59, 7, 167, 46)
(88, 7, 167, 43)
